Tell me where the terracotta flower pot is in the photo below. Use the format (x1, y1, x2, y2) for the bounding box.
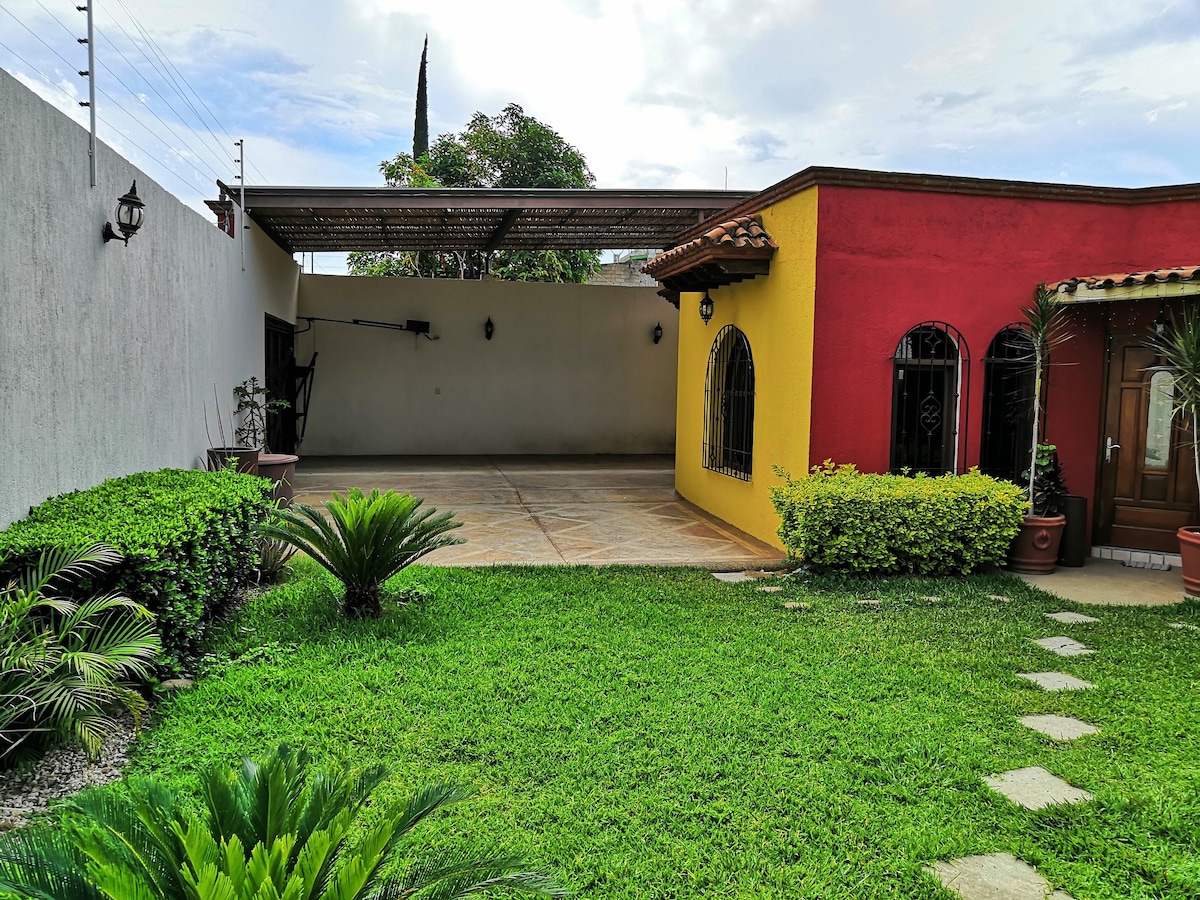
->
(1177, 526, 1200, 597)
(207, 447, 259, 476)
(1007, 515, 1066, 574)
(258, 453, 299, 506)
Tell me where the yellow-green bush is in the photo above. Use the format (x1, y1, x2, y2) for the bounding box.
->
(770, 462, 1026, 574)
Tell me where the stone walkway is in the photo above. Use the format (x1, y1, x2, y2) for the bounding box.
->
(291, 455, 782, 567)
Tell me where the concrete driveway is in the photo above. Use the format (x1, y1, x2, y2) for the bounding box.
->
(291, 455, 782, 568)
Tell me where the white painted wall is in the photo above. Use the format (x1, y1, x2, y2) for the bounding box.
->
(0, 69, 299, 527)
(297, 276, 677, 455)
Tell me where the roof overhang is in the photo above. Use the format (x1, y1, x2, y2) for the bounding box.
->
(642, 215, 778, 293)
(1051, 266, 1200, 303)
(210, 182, 753, 254)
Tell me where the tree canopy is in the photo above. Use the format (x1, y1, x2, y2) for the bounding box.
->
(348, 103, 601, 282)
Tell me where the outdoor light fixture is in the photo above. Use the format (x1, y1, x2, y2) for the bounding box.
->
(102, 181, 145, 245)
(484, 316, 494, 340)
(699, 291, 714, 325)
(652, 322, 663, 344)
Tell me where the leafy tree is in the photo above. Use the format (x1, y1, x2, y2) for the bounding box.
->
(348, 103, 601, 282)
(0, 743, 568, 899)
(413, 36, 429, 159)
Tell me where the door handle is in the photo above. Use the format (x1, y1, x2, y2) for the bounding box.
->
(1106, 436, 1121, 463)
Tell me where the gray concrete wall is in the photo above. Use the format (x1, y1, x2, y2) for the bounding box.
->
(0, 69, 299, 527)
(297, 276, 677, 455)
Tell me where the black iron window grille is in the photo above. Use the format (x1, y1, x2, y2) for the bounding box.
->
(704, 325, 755, 479)
(980, 324, 1040, 482)
(891, 322, 970, 475)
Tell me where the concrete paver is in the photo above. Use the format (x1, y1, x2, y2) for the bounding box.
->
(1032, 636, 1094, 657)
(926, 853, 1075, 900)
(292, 456, 782, 567)
(983, 766, 1092, 810)
(1016, 672, 1096, 692)
(1045, 611, 1099, 624)
(1018, 714, 1100, 741)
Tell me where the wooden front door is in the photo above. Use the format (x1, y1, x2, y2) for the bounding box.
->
(1096, 332, 1197, 551)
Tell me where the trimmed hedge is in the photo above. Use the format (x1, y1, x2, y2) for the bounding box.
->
(770, 462, 1026, 575)
(0, 469, 271, 666)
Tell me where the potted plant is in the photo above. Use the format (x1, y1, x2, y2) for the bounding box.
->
(1147, 303, 1200, 596)
(235, 376, 299, 505)
(1007, 284, 1071, 574)
(205, 387, 259, 476)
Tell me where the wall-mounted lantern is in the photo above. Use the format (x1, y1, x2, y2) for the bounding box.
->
(698, 291, 714, 325)
(652, 322, 664, 344)
(484, 316, 494, 340)
(102, 181, 145, 245)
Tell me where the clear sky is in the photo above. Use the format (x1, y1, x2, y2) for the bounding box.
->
(3, 0, 1198, 273)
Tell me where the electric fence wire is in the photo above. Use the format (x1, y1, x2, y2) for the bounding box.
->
(106, 0, 269, 184)
(28, 0, 231, 181)
(0, 2, 223, 187)
(0, 35, 213, 199)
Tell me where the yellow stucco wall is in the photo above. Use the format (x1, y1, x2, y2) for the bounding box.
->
(674, 187, 819, 549)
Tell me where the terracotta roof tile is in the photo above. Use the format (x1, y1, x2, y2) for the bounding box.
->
(1051, 265, 1200, 292)
(643, 215, 777, 277)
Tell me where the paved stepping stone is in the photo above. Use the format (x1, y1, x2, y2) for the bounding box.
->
(1169, 622, 1199, 631)
(1017, 672, 1096, 692)
(1018, 714, 1100, 741)
(989, 594, 1012, 603)
(712, 572, 750, 583)
(923, 595, 942, 603)
(1032, 636, 1093, 657)
(758, 585, 782, 593)
(926, 852, 1075, 900)
(1045, 611, 1099, 625)
(856, 597, 880, 606)
(782, 601, 809, 610)
(983, 766, 1092, 810)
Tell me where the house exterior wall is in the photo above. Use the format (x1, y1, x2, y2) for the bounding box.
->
(0, 69, 299, 527)
(807, 185, 1200, 545)
(674, 188, 819, 548)
(295, 275, 676, 455)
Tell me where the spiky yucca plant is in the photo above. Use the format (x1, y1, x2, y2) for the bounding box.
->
(0, 743, 567, 900)
(1020, 284, 1073, 516)
(260, 489, 464, 618)
(0, 544, 160, 765)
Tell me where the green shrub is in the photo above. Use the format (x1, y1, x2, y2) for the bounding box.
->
(0, 743, 568, 899)
(0, 469, 271, 666)
(261, 488, 464, 618)
(1, 544, 161, 766)
(770, 462, 1026, 575)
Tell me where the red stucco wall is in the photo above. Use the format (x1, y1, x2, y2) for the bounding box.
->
(808, 186, 1200, 544)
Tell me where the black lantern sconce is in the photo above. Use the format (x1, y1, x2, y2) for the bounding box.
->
(484, 316, 494, 340)
(102, 181, 145, 245)
(698, 291, 714, 325)
(652, 322, 663, 344)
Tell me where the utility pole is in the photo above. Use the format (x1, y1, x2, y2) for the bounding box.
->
(76, 1, 96, 186)
(234, 139, 245, 271)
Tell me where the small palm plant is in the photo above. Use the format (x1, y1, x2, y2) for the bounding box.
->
(1147, 303, 1200, 498)
(0, 743, 567, 900)
(1021, 283, 1073, 516)
(260, 489, 464, 618)
(0, 544, 161, 765)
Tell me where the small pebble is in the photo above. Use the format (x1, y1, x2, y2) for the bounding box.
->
(783, 601, 809, 610)
(759, 585, 783, 593)
(989, 594, 1012, 603)
(923, 596, 941, 603)
(856, 597, 881, 606)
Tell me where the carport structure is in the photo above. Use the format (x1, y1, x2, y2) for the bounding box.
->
(208, 182, 782, 567)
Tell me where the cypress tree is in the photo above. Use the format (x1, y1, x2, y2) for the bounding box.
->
(413, 36, 429, 159)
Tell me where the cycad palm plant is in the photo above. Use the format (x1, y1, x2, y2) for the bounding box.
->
(1021, 283, 1073, 516)
(260, 489, 464, 618)
(1147, 303, 1200, 499)
(0, 743, 568, 900)
(0, 544, 160, 765)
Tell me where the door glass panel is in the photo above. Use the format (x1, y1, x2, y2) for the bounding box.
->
(1145, 371, 1174, 469)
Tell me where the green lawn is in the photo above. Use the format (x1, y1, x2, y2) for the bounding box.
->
(128, 562, 1200, 899)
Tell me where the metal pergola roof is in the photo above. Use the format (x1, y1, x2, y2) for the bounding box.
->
(210, 182, 754, 254)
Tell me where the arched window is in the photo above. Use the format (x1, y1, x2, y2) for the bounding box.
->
(891, 322, 970, 474)
(980, 324, 1037, 482)
(704, 325, 755, 479)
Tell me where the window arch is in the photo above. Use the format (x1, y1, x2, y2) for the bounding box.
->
(890, 322, 970, 474)
(704, 325, 755, 479)
(980, 324, 1037, 482)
